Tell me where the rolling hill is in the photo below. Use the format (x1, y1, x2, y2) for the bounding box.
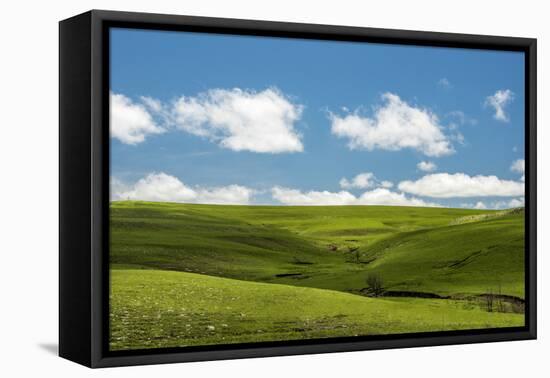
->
(109, 201, 525, 350)
(110, 269, 523, 350)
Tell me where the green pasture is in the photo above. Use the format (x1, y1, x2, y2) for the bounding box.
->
(110, 201, 524, 297)
(109, 201, 525, 350)
(110, 269, 523, 351)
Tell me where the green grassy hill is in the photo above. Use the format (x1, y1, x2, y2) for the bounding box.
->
(110, 269, 523, 351)
(109, 201, 525, 350)
(110, 201, 524, 298)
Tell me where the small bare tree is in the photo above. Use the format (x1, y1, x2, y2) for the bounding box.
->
(496, 282, 504, 313)
(366, 273, 384, 297)
(485, 289, 494, 312)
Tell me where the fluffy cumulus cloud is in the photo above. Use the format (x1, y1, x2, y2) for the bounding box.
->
(465, 197, 524, 210)
(398, 173, 524, 198)
(473, 201, 487, 209)
(272, 187, 357, 206)
(271, 186, 438, 207)
(511, 158, 525, 182)
(110, 93, 165, 144)
(492, 198, 525, 209)
(110, 88, 304, 153)
(417, 161, 437, 172)
(357, 188, 438, 207)
(506, 197, 525, 208)
(339, 172, 375, 189)
(339, 172, 393, 190)
(485, 89, 514, 122)
(171, 88, 304, 153)
(111, 173, 254, 205)
(329, 93, 454, 157)
(460, 201, 491, 210)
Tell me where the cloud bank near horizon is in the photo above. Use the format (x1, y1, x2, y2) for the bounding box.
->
(111, 173, 255, 205)
(112, 171, 524, 210)
(398, 173, 524, 198)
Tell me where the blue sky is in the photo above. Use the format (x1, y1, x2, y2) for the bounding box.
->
(110, 27, 525, 209)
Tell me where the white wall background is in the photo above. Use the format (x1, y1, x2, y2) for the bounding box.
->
(0, 0, 546, 376)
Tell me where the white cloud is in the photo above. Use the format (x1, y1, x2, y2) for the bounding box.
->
(485, 89, 514, 122)
(511, 158, 525, 182)
(110, 93, 165, 145)
(507, 197, 525, 208)
(196, 185, 256, 205)
(357, 188, 439, 207)
(272, 187, 356, 206)
(398, 173, 524, 198)
(111, 88, 303, 153)
(111, 173, 254, 205)
(491, 197, 525, 209)
(339, 172, 394, 190)
(110, 177, 130, 201)
(271, 186, 438, 207)
(330, 93, 454, 157)
(437, 78, 452, 89)
(460, 201, 488, 210)
(140, 96, 164, 113)
(171, 87, 304, 153)
(339, 172, 376, 189)
(417, 161, 437, 172)
(474, 201, 487, 209)
(461, 197, 524, 210)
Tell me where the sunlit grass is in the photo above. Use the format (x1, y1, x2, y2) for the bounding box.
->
(109, 201, 525, 350)
(110, 269, 523, 351)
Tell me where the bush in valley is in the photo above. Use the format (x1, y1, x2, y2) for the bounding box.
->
(366, 273, 384, 297)
(484, 290, 494, 312)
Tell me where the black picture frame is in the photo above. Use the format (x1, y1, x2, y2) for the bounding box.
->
(59, 9, 537, 368)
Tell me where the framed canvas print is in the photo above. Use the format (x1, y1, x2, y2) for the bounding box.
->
(59, 10, 537, 368)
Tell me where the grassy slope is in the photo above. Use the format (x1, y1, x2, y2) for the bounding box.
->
(110, 201, 525, 298)
(110, 269, 523, 351)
